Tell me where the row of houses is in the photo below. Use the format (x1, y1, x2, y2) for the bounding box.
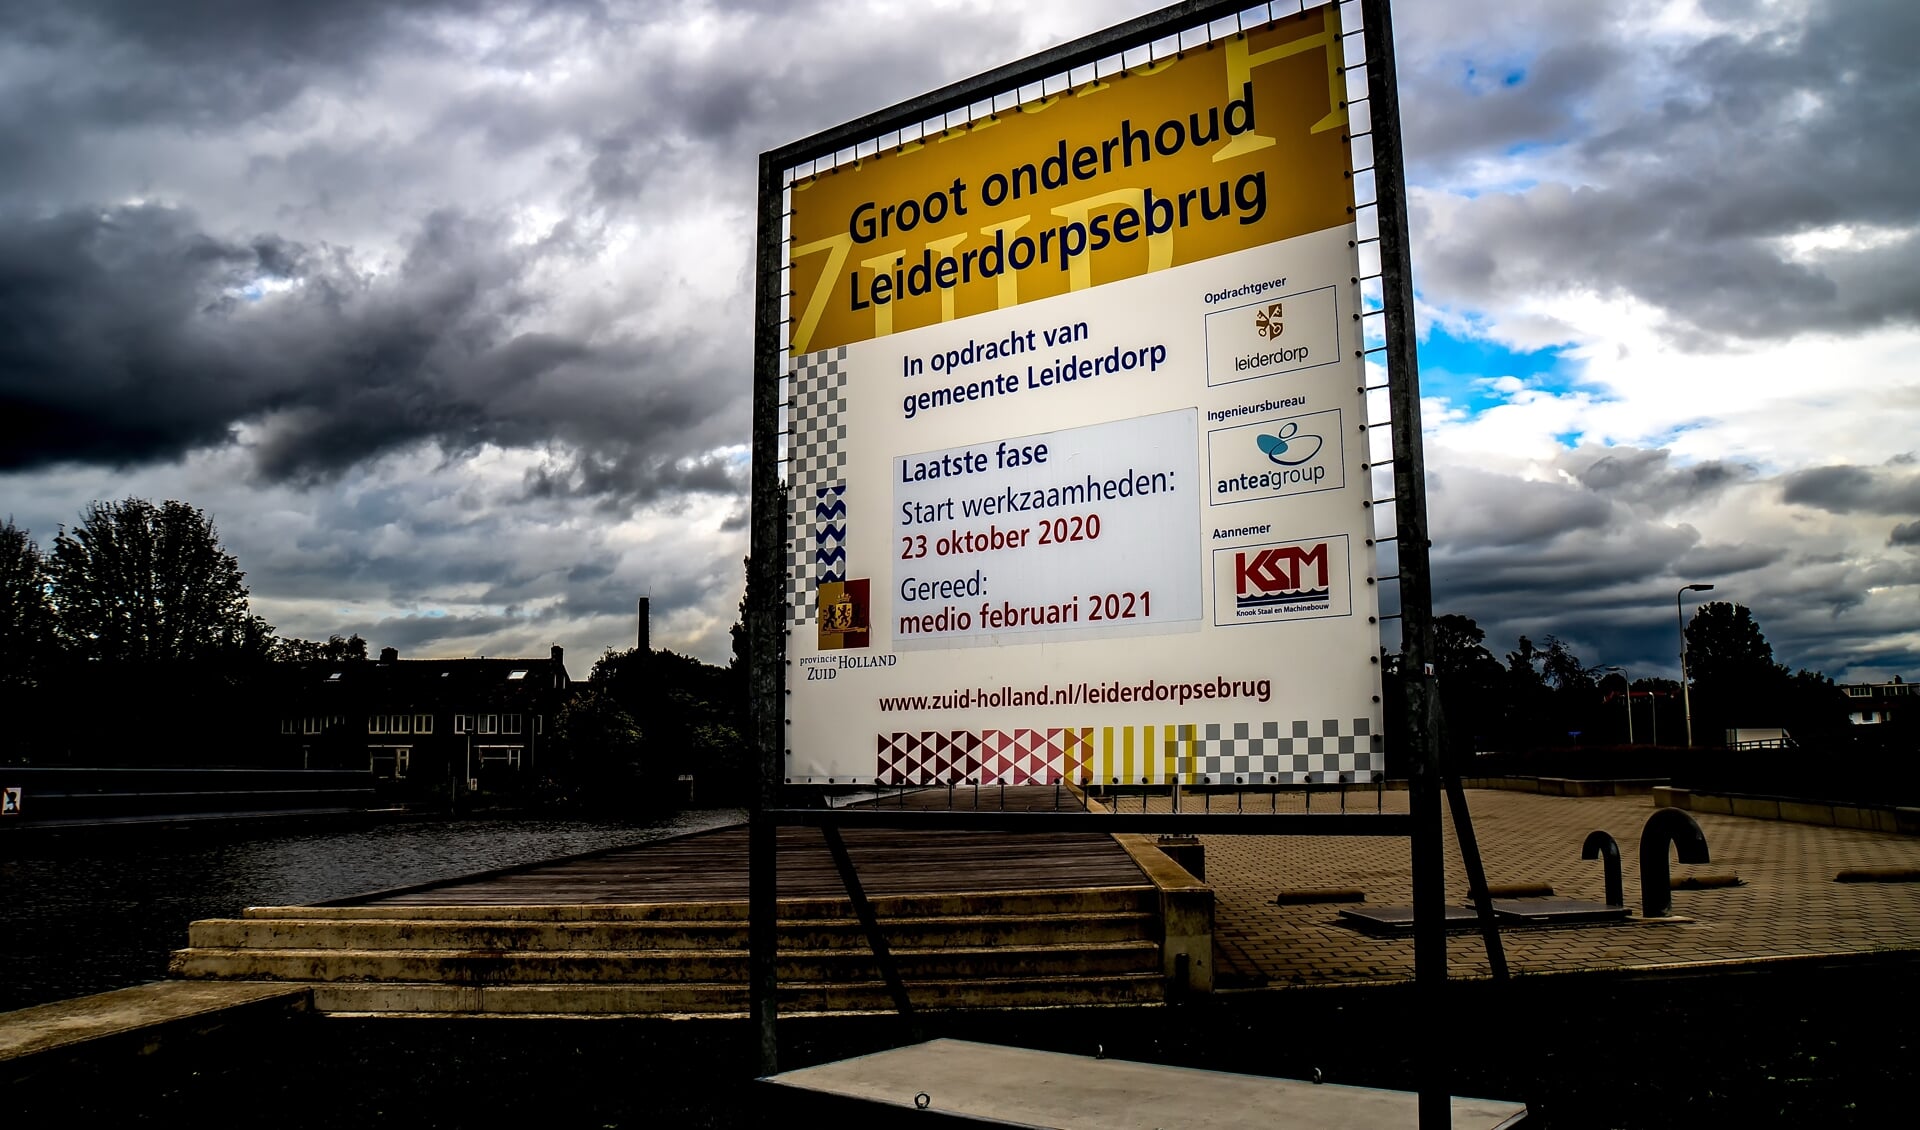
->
(1843, 678, 1912, 727)
(271, 646, 572, 793)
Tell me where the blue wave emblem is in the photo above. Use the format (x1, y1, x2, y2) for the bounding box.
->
(1256, 422, 1323, 466)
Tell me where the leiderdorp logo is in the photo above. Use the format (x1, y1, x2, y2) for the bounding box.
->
(1235, 542, 1329, 611)
(1254, 301, 1283, 339)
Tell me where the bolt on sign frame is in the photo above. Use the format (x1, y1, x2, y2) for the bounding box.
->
(751, 1, 1462, 1122)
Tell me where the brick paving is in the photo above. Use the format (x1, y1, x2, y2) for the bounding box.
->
(1166, 788, 1920, 988)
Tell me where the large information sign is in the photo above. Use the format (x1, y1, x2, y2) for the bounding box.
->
(783, 7, 1381, 786)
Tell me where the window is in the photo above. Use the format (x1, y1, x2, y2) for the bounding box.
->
(477, 745, 523, 769)
(454, 714, 471, 734)
(304, 716, 322, 735)
(503, 713, 522, 735)
(327, 671, 343, 682)
(507, 669, 528, 681)
(534, 715, 543, 735)
(1846, 686, 1871, 697)
(480, 714, 499, 735)
(368, 746, 411, 780)
(415, 714, 433, 734)
(281, 718, 297, 735)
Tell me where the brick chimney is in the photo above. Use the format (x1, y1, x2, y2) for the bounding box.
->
(379, 646, 398, 663)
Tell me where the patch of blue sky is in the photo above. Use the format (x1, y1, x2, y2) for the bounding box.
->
(223, 276, 297, 303)
(1443, 175, 1543, 201)
(1461, 60, 1529, 94)
(1416, 323, 1580, 418)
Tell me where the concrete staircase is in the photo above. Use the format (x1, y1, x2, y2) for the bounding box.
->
(168, 887, 1167, 1017)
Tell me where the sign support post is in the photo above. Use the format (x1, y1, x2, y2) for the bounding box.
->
(749, 151, 788, 1077)
(1357, 0, 1448, 1120)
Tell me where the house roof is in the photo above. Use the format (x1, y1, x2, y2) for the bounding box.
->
(269, 654, 572, 709)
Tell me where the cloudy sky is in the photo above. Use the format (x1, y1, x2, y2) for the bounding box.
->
(2, 0, 1915, 683)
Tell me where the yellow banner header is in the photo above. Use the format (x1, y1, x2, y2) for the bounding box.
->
(787, 9, 1353, 355)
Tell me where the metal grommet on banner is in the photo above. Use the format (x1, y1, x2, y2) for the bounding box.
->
(915, 1093, 931, 1110)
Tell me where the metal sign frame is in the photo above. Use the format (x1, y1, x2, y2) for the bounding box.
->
(750, 1, 1459, 1122)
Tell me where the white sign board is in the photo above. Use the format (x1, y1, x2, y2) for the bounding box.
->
(783, 10, 1380, 786)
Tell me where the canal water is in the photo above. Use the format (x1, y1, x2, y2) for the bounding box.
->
(0, 809, 744, 1014)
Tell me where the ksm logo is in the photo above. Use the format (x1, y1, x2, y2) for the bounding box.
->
(1235, 542, 1328, 610)
(1214, 533, 1353, 626)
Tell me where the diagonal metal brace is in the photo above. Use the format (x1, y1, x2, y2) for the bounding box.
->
(820, 824, 922, 1039)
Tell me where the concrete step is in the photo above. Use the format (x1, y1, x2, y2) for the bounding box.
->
(311, 973, 1166, 1016)
(241, 886, 1156, 922)
(184, 884, 1174, 1015)
(186, 911, 1157, 952)
(168, 941, 1162, 985)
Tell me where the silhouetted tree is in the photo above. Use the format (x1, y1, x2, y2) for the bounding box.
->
(49, 498, 270, 663)
(272, 633, 369, 663)
(1431, 614, 1507, 755)
(1504, 636, 1557, 747)
(578, 645, 748, 806)
(544, 687, 649, 812)
(0, 518, 55, 688)
(1684, 602, 1846, 745)
(1684, 602, 1787, 741)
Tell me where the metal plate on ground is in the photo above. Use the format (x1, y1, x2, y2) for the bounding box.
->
(1338, 905, 1484, 934)
(1490, 898, 1632, 925)
(761, 1039, 1528, 1129)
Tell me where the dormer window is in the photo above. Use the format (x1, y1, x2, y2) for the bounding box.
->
(507, 669, 528, 680)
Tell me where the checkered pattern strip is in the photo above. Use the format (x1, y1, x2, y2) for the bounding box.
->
(854, 722, 1375, 786)
(1187, 719, 1383, 784)
(1081, 721, 1383, 785)
(787, 346, 848, 625)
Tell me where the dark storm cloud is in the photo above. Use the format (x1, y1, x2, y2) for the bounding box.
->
(0, 1, 592, 201)
(1409, 0, 1920, 342)
(1421, 441, 1881, 676)
(1571, 446, 1749, 510)
(1781, 464, 1920, 517)
(360, 610, 525, 650)
(0, 1, 592, 69)
(0, 0, 1032, 499)
(0, 203, 741, 502)
(1673, 541, 1785, 577)
(523, 450, 744, 513)
(1891, 521, 1920, 547)
(1399, 40, 1626, 169)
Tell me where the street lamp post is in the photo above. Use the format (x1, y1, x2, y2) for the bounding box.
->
(1605, 665, 1632, 744)
(1677, 583, 1716, 747)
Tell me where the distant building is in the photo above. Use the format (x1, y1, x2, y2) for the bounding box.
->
(270, 646, 572, 794)
(1840, 677, 1912, 726)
